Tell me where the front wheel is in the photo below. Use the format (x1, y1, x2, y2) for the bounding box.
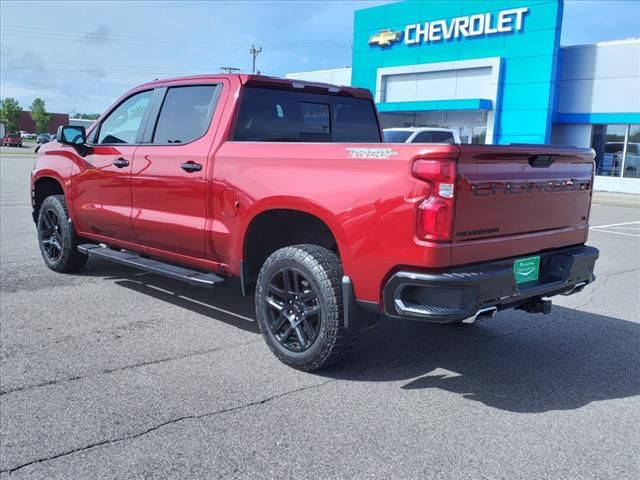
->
(255, 244, 356, 371)
(37, 195, 88, 272)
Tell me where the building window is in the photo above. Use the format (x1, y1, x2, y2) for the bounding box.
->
(591, 124, 626, 176)
(624, 125, 640, 179)
(590, 124, 640, 178)
(379, 110, 488, 144)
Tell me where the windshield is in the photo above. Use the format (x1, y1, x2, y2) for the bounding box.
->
(383, 130, 412, 143)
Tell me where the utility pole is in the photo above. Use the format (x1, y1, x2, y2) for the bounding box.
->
(220, 66, 241, 74)
(249, 45, 262, 74)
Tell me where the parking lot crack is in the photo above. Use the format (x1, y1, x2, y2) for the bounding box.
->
(0, 379, 334, 475)
(573, 267, 637, 310)
(0, 339, 261, 396)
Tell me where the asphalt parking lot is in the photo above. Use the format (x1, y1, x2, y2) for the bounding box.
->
(1, 154, 639, 479)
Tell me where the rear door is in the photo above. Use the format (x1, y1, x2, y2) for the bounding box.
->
(130, 82, 222, 258)
(73, 89, 154, 242)
(453, 145, 594, 241)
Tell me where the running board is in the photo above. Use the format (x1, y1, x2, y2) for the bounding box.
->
(78, 244, 224, 288)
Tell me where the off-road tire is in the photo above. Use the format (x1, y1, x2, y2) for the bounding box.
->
(255, 244, 356, 371)
(37, 195, 88, 273)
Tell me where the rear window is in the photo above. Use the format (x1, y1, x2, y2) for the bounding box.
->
(383, 130, 412, 143)
(232, 87, 381, 142)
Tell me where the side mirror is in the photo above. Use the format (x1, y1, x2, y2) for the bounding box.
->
(57, 125, 86, 146)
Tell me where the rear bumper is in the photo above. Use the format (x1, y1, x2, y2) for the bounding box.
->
(383, 244, 599, 323)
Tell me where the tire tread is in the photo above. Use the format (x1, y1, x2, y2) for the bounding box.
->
(255, 244, 356, 371)
(37, 195, 88, 273)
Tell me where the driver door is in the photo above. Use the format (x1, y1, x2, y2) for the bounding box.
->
(72, 89, 154, 243)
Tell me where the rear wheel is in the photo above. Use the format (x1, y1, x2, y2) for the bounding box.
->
(255, 244, 355, 371)
(37, 195, 87, 272)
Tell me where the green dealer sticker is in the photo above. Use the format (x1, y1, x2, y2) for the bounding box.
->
(513, 256, 540, 284)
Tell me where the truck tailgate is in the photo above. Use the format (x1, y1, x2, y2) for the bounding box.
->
(453, 145, 594, 244)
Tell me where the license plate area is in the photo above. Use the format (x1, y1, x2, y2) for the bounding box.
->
(513, 255, 540, 285)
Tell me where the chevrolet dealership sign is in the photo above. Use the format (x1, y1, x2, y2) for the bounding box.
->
(368, 7, 529, 47)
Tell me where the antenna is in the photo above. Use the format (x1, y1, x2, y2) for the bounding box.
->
(220, 67, 242, 74)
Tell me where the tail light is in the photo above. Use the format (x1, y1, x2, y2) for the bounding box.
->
(412, 159, 456, 242)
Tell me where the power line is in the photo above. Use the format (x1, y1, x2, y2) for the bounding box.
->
(1, 65, 192, 76)
(2, 59, 208, 72)
(2, 64, 280, 78)
(1, 25, 351, 50)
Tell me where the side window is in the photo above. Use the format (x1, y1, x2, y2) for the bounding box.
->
(153, 85, 219, 144)
(97, 90, 152, 144)
(431, 131, 455, 144)
(413, 131, 454, 144)
(413, 131, 433, 143)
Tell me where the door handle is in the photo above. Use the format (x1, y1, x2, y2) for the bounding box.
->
(181, 161, 202, 173)
(112, 158, 129, 168)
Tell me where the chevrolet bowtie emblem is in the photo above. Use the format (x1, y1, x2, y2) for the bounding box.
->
(368, 29, 402, 47)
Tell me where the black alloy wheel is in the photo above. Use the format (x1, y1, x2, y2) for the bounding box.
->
(36, 195, 88, 272)
(38, 207, 64, 262)
(265, 267, 321, 352)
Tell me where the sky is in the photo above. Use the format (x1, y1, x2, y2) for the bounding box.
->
(1, 0, 639, 115)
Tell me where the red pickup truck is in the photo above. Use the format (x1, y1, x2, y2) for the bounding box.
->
(31, 74, 598, 370)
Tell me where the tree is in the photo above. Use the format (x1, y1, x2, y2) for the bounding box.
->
(29, 98, 52, 134)
(0, 98, 22, 133)
(76, 113, 100, 120)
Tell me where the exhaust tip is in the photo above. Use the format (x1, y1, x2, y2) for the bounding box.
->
(563, 281, 587, 296)
(462, 306, 498, 324)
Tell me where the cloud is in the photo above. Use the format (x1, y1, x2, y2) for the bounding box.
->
(3, 50, 44, 71)
(82, 66, 107, 79)
(83, 24, 110, 44)
(0, 82, 65, 102)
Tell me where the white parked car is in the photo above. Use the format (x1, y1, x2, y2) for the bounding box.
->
(383, 127, 461, 144)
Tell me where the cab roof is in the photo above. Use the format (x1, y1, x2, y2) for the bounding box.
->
(136, 74, 373, 99)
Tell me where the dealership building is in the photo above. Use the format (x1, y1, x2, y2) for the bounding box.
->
(287, 0, 640, 193)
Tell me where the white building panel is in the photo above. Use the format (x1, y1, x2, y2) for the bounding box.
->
(453, 67, 494, 98)
(375, 57, 501, 104)
(285, 67, 352, 86)
(385, 73, 420, 102)
(593, 42, 640, 79)
(591, 77, 640, 112)
(557, 39, 640, 114)
(413, 71, 458, 102)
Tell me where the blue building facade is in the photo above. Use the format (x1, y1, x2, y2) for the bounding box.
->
(352, 0, 563, 145)
(287, 0, 640, 192)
